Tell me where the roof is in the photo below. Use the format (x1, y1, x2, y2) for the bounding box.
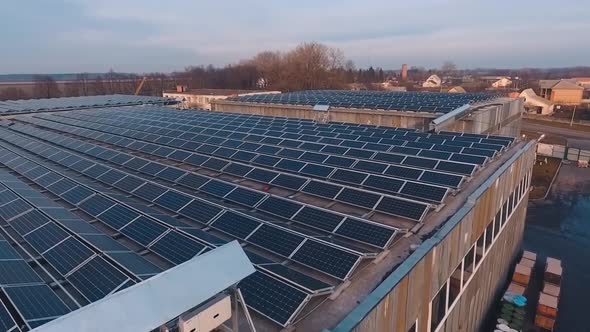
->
(0, 96, 517, 331)
(0, 94, 176, 114)
(164, 89, 277, 96)
(539, 79, 582, 90)
(448, 86, 466, 93)
(551, 80, 583, 90)
(225, 90, 501, 114)
(33, 241, 254, 332)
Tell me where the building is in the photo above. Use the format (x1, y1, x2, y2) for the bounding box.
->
(212, 90, 523, 136)
(401, 64, 408, 80)
(162, 87, 279, 110)
(448, 86, 466, 93)
(520, 88, 555, 115)
(35, 241, 255, 332)
(539, 79, 584, 105)
(0, 95, 535, 332)
(491, 77, 512, 88)
(422, 74, 442, 88)
(572, 77, 590, 88)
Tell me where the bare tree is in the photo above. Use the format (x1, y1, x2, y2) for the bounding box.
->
(32, 75, 61, 98)
(441, 61, 457, 74)
(0, 87, 29, 101)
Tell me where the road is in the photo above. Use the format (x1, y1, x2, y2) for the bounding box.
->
(522, 119, 590, 149)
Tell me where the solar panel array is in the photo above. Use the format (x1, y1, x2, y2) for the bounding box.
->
(226, 90, 501, 113)
(0, 103, 515, 329)
(0, 94, 176, 114)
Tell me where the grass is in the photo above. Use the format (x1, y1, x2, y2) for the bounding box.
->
(529, 157, 561, 199)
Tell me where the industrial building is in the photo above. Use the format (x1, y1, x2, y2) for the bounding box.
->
(539, 79, 584, 105)
(162, 87, 279, 110)
(212, 90, 523, 136)
(0, 94, 534, 332)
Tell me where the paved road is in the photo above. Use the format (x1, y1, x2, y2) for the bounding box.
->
(522, 120, 590, 149)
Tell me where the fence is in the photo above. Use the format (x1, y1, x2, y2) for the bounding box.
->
(537, 143, 590, 162)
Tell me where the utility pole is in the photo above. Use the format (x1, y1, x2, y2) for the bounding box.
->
(570, 105, 577, 127)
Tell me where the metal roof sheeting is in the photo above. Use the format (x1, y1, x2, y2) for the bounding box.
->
(32, 241, 254, 332)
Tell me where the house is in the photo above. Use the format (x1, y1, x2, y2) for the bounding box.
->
(492, 77, 512, 88)
(520, 88, 555, 115)
(539, 79, 584, 105)
(448, 86, 466, 93)
(422, 74, 442, 88)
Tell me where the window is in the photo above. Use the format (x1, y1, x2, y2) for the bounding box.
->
(494, 211, 501, 238)
(463, 245, 475, 286)
(449, 261, 462, 307)
(475, 233, 484, 267)
(430, 282, 447, 331)
(501, 201, 508, 226)
(485, 222, 494, 252)
(508, 193, 514, 216)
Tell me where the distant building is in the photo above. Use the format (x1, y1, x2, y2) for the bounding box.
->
(163, 87, 279, 110)
(448, 86, 466, 93)
(520, 88, 555, 115)
(422, 74, 442, 88)
(572, 77, 590, 88)
(539, 79, 584, 105)
(401, 64, 408, 80)
(491, 77, 512, 88)
(380, 81, 407, 91)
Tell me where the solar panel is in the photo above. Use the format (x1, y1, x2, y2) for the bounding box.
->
(178, 199, 223, 224)
(43, 237, 94, 275)
(335, 218, 395, 248)
(261, 264, 332, 292)
(330, 169, 368, 185)
(8, 210, 50, 235)
(301, 181, 342, 199)
(0, 260, 43, 285)
(149, 231, 205, 264)
(0, 242, 20, 260)
(82, 234, 130, 252)
(0, 199, 31, 220)
(224, 188, 266, 207)
(119, 217, 168, 246)
(247, 225, 305, 257)
(0, 301, 18, 331)
(108, 252, 162, 276)
(246, 168, 278, 183)
(61, 186, 93, 205)
(291, 240, 359, 280)
(270, 174, 307, 190)
(96, 204, 139, 230)
(23, 223, 69, 253)
(400, 182, 447, 202)
(292, 206, 343, 231)
(4, 284, 70, 321)
(78, 195, 115, 217)
(335, 188, 379, 209)
(375, 197, 427, 221)
(113, 175, 145, 192)
(211, 212, 260, 239)
(67, 256, 129, 302)
(176, 173, 209, 189)
(300, 164, 333, 178)
(154, 191, 192, 211)
(257, 197, 302, 219)
(200, 180, 236, 197)
(239, 271, 308, 326)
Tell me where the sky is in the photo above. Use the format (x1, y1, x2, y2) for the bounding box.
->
(1, 0, 589, 74)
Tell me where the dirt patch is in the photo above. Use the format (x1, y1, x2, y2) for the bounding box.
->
(525, 118, 590, 133)
(530, 157, 561, 199)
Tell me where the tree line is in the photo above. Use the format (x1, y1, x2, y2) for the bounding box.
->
(0, 42, 390, 101)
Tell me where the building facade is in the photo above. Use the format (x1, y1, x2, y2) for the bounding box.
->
(330, 140, 536, 332)
(163, 88, 279, 110)
(539, 80, 584, 105)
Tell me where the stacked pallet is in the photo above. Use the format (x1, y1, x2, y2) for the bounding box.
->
(510, 250, 536, 291)
(535, 257, 562, 332)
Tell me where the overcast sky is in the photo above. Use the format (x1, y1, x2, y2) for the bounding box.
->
(1, 0, 589, 74)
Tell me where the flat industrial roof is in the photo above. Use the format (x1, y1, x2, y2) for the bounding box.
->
(225, 90, 502, 114)
(164, 89, 277, 96)
(0, 96, 517, 331)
